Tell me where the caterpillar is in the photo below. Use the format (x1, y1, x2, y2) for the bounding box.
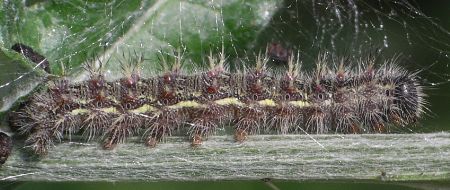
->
(7, 50, 426, 157)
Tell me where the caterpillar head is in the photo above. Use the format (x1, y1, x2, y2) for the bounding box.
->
(393, 75, 425, 124)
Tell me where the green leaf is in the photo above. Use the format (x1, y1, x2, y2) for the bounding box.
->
(0, 0, 281, 113)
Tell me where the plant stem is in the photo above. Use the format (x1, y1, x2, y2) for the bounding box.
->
(1, 132, 449, 182)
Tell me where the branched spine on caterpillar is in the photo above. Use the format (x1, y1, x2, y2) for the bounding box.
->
(9, 50, 427, 155)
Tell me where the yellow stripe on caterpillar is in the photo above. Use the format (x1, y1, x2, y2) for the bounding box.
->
(258, 99, 277, 107)
(214, 98, 244, 106)
(167, 101, 205, 109)
(70, 108, 89, 115)
(130, 104, 155, 113)
(102, 107, 118, 113)
(288, 100, 310, 107)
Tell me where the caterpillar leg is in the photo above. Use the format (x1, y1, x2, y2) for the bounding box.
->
(82, 110, 111, 141)
(268, 105, 302, 134)
(234, 107, 263, 142)
(25, 114, 76, 155)
(144, 123, 171, 148)
(143, 110, 179, 148)
(333, 104, 361, 133)
(103, 114, 140, 150)
(188, 104, 228, 146)
(189, 118, 217, 146)
(305, 107, 331, 134)
(26, 128, 53, 155)
(360, 100, 387, 133)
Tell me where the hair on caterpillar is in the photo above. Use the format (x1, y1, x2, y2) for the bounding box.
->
(7, 49, 427, 157)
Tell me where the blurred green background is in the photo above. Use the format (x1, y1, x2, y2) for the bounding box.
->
(1, 0, 449, 189)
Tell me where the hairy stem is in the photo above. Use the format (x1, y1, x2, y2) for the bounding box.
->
(0, 132, 449, 182)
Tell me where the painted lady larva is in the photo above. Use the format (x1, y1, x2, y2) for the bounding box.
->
(6, 49, 426, 159)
